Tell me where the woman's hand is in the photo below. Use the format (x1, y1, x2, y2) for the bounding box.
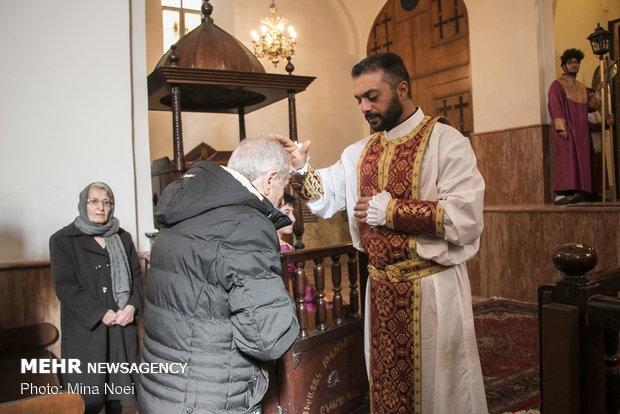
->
(114, 305, 136, 327)
(102, 309, 117, 326)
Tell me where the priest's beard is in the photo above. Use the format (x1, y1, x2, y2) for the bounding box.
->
(365, 93, 404, 132)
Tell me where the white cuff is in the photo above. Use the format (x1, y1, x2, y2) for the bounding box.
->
(291, 143, 310, 175)
(366, 191, 391, 227)
(292, 160, 309, 175)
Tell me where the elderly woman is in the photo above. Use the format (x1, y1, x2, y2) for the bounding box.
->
(49, 182, 142, 414)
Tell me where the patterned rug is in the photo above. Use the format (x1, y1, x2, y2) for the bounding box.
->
(474, 298, 540, 414)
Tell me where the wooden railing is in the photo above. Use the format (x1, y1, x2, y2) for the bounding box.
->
(263, 242, 369, 414)
(538, 242, 620, 414)
(280, 243, 365, 338)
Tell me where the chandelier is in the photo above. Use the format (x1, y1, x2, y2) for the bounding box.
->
(250, 1, 297, 67)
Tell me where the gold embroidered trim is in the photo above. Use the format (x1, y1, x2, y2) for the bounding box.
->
(358, 119, 432, 199)
(368, 260, 446, 283)
(385, 198, 397, 229)
(410, 116, 438, 199)
(435, 202, 445, 237)
(412, 278, 422, 412)
(554, 118, 567, 132)
(290, 163, 324, 202)
(381, 117, 430, 146)
(557, 75, 587, 104)
(379, 138, 393, 191)
(380, 117, 431, 196)
(388, 199, 443, 237)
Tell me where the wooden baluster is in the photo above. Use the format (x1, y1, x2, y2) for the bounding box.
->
(331, 254, 343, 325)
(314, 258, 326, 331)
(347, 251, 360, 317)
(293, 261, 307, 337)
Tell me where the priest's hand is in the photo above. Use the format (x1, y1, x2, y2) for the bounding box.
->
(354, 197, 371, 223)
(269, 134, 311, 170)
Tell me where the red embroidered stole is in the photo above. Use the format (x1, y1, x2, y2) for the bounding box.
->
(360, 116, 445, 414)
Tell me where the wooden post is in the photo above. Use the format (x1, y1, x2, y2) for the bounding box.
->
(238, 106, 246, 141)
(167, 45, 185, 174)
(539, 243, 606, 414)
(540, 301, 580, 414)
(287, 87, 305, 250)
(171, 84, 185, 173)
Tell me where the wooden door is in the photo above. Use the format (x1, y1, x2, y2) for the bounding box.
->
(367, 0, 473, 135)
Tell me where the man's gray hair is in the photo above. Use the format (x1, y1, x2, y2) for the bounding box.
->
(227, 136, 291, 183)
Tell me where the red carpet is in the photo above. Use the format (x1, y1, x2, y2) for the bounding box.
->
(474, 298, 540, 414)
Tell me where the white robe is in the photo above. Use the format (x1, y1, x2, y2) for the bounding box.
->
(306, 108, 488, 413)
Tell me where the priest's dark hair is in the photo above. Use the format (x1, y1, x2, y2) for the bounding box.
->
(351, 52, 412, 98)
(560, 48, 584, 65)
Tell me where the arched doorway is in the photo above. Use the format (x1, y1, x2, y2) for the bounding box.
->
(367, 0, 472, 135)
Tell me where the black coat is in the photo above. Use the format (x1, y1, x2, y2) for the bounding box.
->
(139, 161, 298, 414)
(49, 223, 143, 413)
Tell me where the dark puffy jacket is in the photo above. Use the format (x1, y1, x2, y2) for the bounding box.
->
(139, 161, 299, 414)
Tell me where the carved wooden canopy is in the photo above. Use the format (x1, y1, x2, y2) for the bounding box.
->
(147, 0, 314, 114)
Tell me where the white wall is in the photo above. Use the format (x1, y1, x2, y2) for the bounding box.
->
(467, 0, 554, 133)
(0, 0, 152, 262)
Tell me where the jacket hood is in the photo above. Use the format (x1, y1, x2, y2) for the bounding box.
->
(154, 161, 291, 229)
